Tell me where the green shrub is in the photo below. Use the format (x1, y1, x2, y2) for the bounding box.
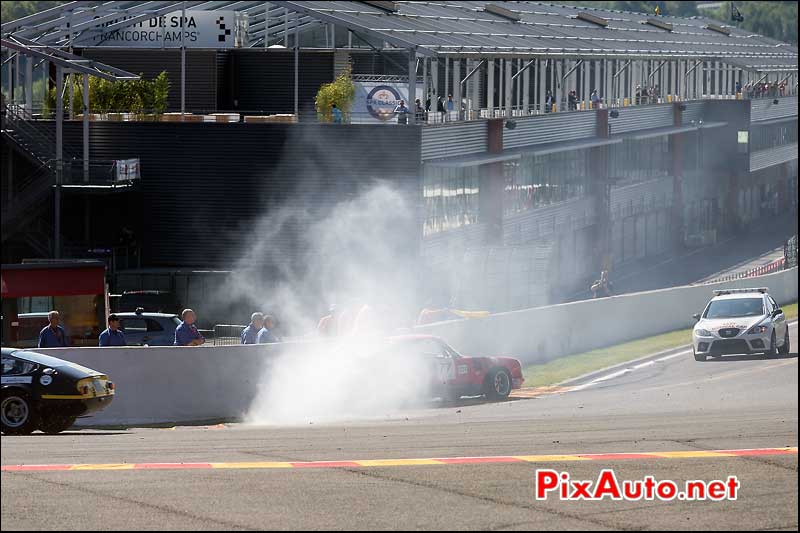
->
(315, 65, 355, 123)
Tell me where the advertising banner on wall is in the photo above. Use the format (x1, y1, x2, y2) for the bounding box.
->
(76, 11, 247, 48)
(353, 80, 424, 123)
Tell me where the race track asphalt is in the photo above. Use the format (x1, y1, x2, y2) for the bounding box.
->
(2, 323, 797, 531)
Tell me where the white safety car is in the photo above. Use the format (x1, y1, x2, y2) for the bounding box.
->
(692, 288, 790, 361)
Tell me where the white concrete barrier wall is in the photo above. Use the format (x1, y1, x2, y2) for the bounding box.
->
(33, 268, 797, 426)
(34, 343, 289, 426)
(417, 267, 798, 364)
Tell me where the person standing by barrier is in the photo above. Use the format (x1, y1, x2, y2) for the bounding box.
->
(174, 309, 205, 346)
(414, 98, 425, 123)
(331, 103, 342, 124)
(590, 270, 614, 299)
(99, 314, 126, 347)
(394, 100, 409, 125)
(257, 315, 280, 344)
(240, 312, 263, 344)
(38, 310, 68, 348)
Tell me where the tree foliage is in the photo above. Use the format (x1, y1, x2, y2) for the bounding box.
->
(315, 65, 356, 123)
(44, 72, 170, 118)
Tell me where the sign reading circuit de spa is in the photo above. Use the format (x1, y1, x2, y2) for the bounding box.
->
(77, 11, 247, 48)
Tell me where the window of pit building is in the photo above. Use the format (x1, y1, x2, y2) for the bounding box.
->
(609, 136, 671, 187)
(422, 165, 480, 236)
(502, 150, 589, 216)
(750, 120, 798, 152)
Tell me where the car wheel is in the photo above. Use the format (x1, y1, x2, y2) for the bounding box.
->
(693, 348, 706, 362)
(766, 331, 778, 357)
(484, 369, 512, 401)
(39, 414, 77, 435)
(778, 329, 790, 355)
(1, 390, 38, 435)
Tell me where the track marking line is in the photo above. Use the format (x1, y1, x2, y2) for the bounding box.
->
(3, 447, 795, 472)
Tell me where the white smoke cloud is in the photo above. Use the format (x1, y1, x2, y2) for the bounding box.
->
(214, 152, 436, 424)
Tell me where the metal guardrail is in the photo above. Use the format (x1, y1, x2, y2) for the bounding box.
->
(213, 324, 246, 346)
(704, 257, 788, 285)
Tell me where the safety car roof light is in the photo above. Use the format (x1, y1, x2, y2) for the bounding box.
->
(713, 287, 768, 296)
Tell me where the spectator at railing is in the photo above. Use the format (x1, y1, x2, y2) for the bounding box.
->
(735, 81, 742, 95)
(331, 103, 342, 124)
(257, 315, 280, 344)
(436, 96, 446, 122)
(414, 98, 425, 123)
(240, 312, 263, 344)
(38, 310, 68, 348)
(174, 309, 205, 346)
(545, 90, 554, 113)
(447, 94, 454, 114)
(393, 100, 409, 125)
(591, 89, 601, 108)
(99, 314, 126, 347)
(568, 90, 577, 111)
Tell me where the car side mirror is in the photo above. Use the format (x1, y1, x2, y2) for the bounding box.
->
(773, 308, 783, 317)
(692, 313, 701, 321)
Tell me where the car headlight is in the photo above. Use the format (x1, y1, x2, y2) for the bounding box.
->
(747, 324, 768, 334)
(695, 329, 713, 337)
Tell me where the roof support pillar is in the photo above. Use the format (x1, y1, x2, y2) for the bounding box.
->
(294, 17, 299, 118)
(55, 65, 63, 259)
(431, 57, 438, 101)
(487, 57, 494, 112)
(555, 59, 562, 112)
(452, 57, 460, 120)
(15, 51, 20, 103)
(538, 59, 546, 113)
(181, 1, 186, 113)
(422, 55, 428, 113)
(504, 58, 512, 118)
(582, 59, 590, 109)
(522, 61, 530, 113)
(408, 49, 417, 124)
(83, 74, 89, 182)
(25, 54, 33, 112)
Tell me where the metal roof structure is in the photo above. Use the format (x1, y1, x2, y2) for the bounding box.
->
(1, 35, 139, 80)
(1, 1, 797, 72)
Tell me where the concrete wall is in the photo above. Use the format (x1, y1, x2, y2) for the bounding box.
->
(417, 267, 798, 364)
(35, 343, 292, 426)
(35, 268, 797, 426)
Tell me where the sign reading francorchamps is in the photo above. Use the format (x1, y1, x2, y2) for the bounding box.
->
(76, 11, 248, 48)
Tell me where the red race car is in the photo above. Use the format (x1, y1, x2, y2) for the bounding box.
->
(384, 335, 524, 401)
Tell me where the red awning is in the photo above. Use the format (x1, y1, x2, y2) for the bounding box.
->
(1, 264, 106, 298)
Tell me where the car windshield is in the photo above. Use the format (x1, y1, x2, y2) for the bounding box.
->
(704, 298, 764, 319)
(171, 316, 182, 326)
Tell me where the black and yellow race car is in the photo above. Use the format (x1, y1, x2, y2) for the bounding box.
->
(1, 347, 114, 435)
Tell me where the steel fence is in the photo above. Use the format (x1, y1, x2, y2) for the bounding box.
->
(213, 324, 246, 346)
